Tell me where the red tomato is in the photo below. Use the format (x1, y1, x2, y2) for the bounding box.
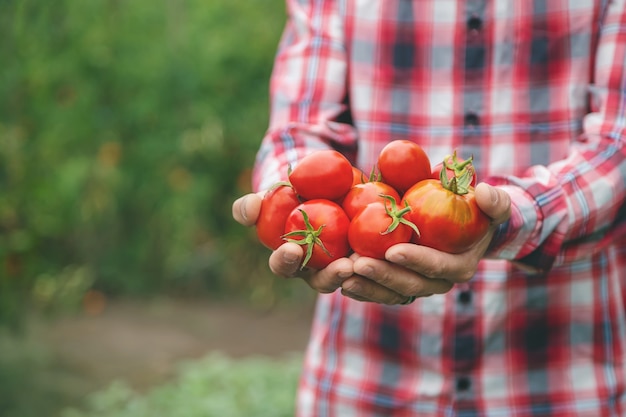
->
(255, 183, 301, 250)
(341, 182, 401, 219)
(289, 150, 354, 201)
(283, 199, 351, 270)
(431, 151, 477, 187)
(351, 166, 366, 187)
(348, 196, 419, 260)
(377, 140, 431, 194)
(403, 179, 490, 253)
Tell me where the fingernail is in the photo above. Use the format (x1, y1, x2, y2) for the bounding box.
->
(343, 281, 361, 294)
(240, 196, 248, 222)
(490, 186, 499, 205)
(283, 252, 299, 265)
(357, 266, 373, 277)
(387, 252, 406, 264)
(338, 270, 352, 279)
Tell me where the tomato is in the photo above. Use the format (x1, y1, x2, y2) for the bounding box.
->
(289, 150, 354, 201)
(283, 199, 351, 270)
(255, 183, 301, 250)
(402, 179, 490, 254)
(348, 196, 419, 260)
(351, 166, 366, 186)
(341, 182, 401, 219)
(377, 140, 431, 194)
(431, 151, 477, 187)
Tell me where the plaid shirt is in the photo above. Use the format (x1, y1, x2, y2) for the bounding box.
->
(252, 0, 626, 415)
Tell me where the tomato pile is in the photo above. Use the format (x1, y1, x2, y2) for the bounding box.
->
(255, 140, 490, 270)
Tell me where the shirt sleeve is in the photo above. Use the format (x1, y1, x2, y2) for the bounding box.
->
(252, 0, 358, 193)
(486, 1, 626, 272)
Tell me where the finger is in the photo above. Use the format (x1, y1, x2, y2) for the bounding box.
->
(340, 289, 373, 303)
(341, 275, 439, 305)
(268, 242, 305, 278)
(231, 192, 263, 226)
(341, 276, 410, 305)
(351, 256, 454, 298)
(305, 257, 354, 293)
(269, 244, 353, 294)
(474, 183, 511, 225)
(385, 243, 478, 284)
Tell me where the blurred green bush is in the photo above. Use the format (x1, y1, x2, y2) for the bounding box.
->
(60, 352, 302, 417)
(0, 0, 293, 326)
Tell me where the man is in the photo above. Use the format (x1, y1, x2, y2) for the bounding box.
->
(233, 0, 626, 415)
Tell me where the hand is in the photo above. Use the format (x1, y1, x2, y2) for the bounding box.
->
(340, 183, 512, 304)
(232, 193, 354, 294)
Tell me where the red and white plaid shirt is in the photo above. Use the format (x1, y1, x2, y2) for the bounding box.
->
(252, 0, 626, 415)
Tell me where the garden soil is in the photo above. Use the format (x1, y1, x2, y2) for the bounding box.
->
(18, 296, 316, 416)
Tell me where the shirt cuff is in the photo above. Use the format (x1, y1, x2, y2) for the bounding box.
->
(486, 185, 538, 257)
(485, 185, 556, 273)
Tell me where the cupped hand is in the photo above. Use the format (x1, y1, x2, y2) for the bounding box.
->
(339, 183, 512, 304)
(232, 183, 511, 305)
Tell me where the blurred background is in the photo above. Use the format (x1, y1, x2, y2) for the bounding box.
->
(0, 0, 316, 416)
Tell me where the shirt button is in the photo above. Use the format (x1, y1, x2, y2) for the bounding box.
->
(456, 376, 471, 392)
(464, 112, 480, 127)
(458, 290, 472, 304)
(467, 16, 482, 32)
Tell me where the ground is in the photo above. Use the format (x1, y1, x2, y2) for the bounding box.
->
(8, 296, 316, 416)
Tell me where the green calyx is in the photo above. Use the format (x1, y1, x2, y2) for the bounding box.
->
(368, 166, 382, 182)
(355, 166, 382, 185)
(380, 194, 420, 237)
(439, 151, 475, 195)
(281, 209, 331, 269)
(268, 180, 292, 191)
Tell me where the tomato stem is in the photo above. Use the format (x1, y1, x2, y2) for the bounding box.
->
(267, 180, 294, 193)
(439, 152, 475, 195)
(368, 166, 382, 182)
(281, 209, 332, 270)
(379, 194, 420, 237)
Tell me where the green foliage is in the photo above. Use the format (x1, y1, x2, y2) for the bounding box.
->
(0, 0, 290, 325)
(0, 326, 65, 417)
(61, 352, 302, 417)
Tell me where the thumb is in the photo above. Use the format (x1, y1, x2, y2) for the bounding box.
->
(232, 192, 264, 226)
(474, 183, 511, 225)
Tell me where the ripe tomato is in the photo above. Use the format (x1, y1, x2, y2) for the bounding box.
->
(348, 196, 419, 260)
(289, 150, 354, 201)
(377, 140, 431, 194)
(431, 151, 477, 187)
(255, 183, 301, 250)
(403, 179, 490, 253)
(341, 182, 401, 219)
(351, 166, 366, 186)
(283, 199, 351, 270)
